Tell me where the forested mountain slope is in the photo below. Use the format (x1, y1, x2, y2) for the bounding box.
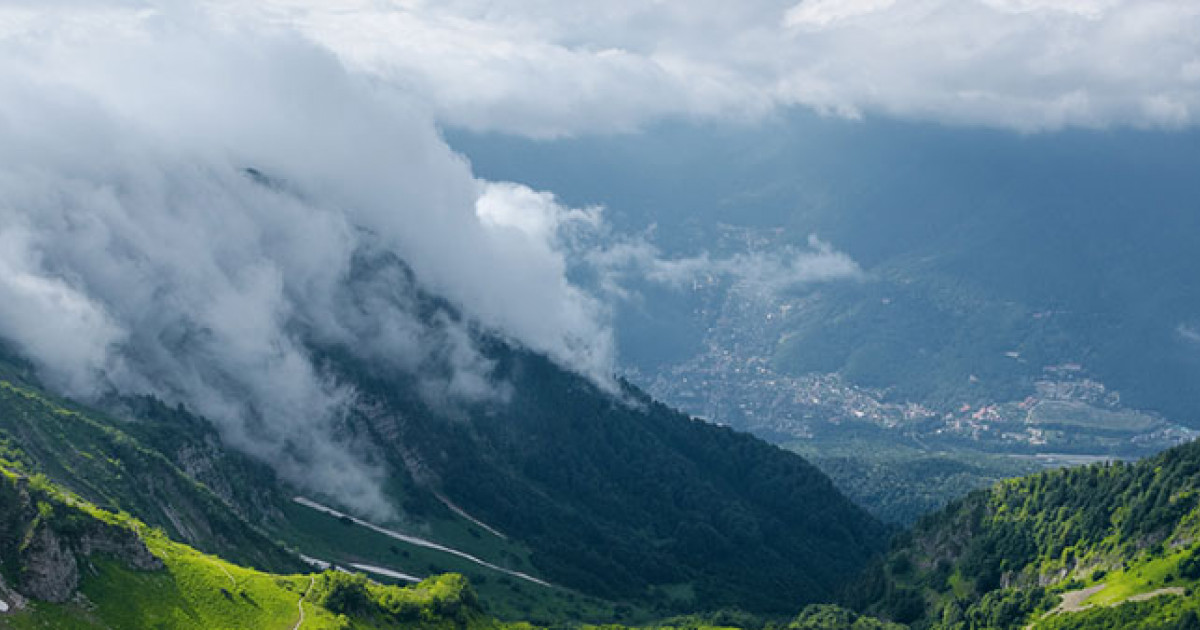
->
(0, 297, 888, 621)
(313, 335, 891, 613)
(855, 437, 1200, 629)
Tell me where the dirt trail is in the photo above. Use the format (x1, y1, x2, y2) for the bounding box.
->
(1052, 584, 1106, 614)
(347, 562, 421, 583)
(1046, 584, 1187, 619)
(1128, 586, 1186, 602)
(291, 575, 314, 630)
(217, 564, 236, 589)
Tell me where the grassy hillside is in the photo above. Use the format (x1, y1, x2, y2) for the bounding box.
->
(0, 352, 299, 573)
(12, 436, 1200, 630)
(0, 460, 908, 630)
(8, 556, 508, 630)
(0, 349, 647, 625)
(0, 465, 525, 630)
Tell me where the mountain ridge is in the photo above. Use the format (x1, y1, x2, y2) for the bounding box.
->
(0, 313, 888, 620)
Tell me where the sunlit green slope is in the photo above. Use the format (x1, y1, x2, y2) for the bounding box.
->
(0, 463, 526, 630)
(855, 438, 1200, 629)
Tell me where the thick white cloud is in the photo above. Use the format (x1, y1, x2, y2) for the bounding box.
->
(0, 8, 621, 516)
(0, 228, 123, 395)
(0, 2, 881, 518)
(785, 0, 897, 28)
(7, 1, 1197, 139)
(183, 0, 1200, 136)
(1, 0, 1183, 517)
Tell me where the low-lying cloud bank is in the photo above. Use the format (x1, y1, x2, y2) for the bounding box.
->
(588, 235, 863, 300)
(207, 0, 1200, 136)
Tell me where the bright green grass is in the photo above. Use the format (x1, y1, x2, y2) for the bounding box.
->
(0, 463, 528, 630)
(1023, 546, 1199, 629)
(0, 531, 539, 630)
(1, 532, 340, 630)
(1082, 548, 1193, 607)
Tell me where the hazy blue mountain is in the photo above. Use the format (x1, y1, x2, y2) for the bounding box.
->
(451, 113, 1200, 423)
(449, 115, 1200, 522)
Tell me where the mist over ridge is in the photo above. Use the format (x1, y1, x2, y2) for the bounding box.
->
(0, 4, 870, 519)
(0, 14, 618, 517)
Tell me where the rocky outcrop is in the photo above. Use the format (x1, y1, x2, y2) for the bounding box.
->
(19, 522, 79, 602)
(0, 474, 163, 603)
(79, 526, 163, 572)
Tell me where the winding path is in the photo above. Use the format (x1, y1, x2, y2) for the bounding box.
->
(1128, 586, 1186, 602)
(434, 491, 508, 540)
(291, 575, 314, 630)
(1048, 584, 1187, 618)
(1053, 584, 1106, 614)
(217, 564, 236, 589)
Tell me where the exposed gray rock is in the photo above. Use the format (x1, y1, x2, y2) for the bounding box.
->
(20, 523, 79, 603)
(0, 474, 162, 603)
(80, 529, 163, 572)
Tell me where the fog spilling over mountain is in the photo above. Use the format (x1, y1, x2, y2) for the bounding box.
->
(0, 13, 630, 517)
(0, 4, 902, 519)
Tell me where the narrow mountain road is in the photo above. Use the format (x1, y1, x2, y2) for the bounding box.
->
(293, 497, 552, 587)
(434, 491, 508, 540)
(347, 562, 421, 583)
(291, 575, 314, 630)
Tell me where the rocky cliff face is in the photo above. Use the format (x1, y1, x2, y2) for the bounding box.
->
(0, 473, 162, 604)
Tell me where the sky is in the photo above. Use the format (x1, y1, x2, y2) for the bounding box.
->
(214, 0, 1200, 136)
(0, 0, 1196, 516)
